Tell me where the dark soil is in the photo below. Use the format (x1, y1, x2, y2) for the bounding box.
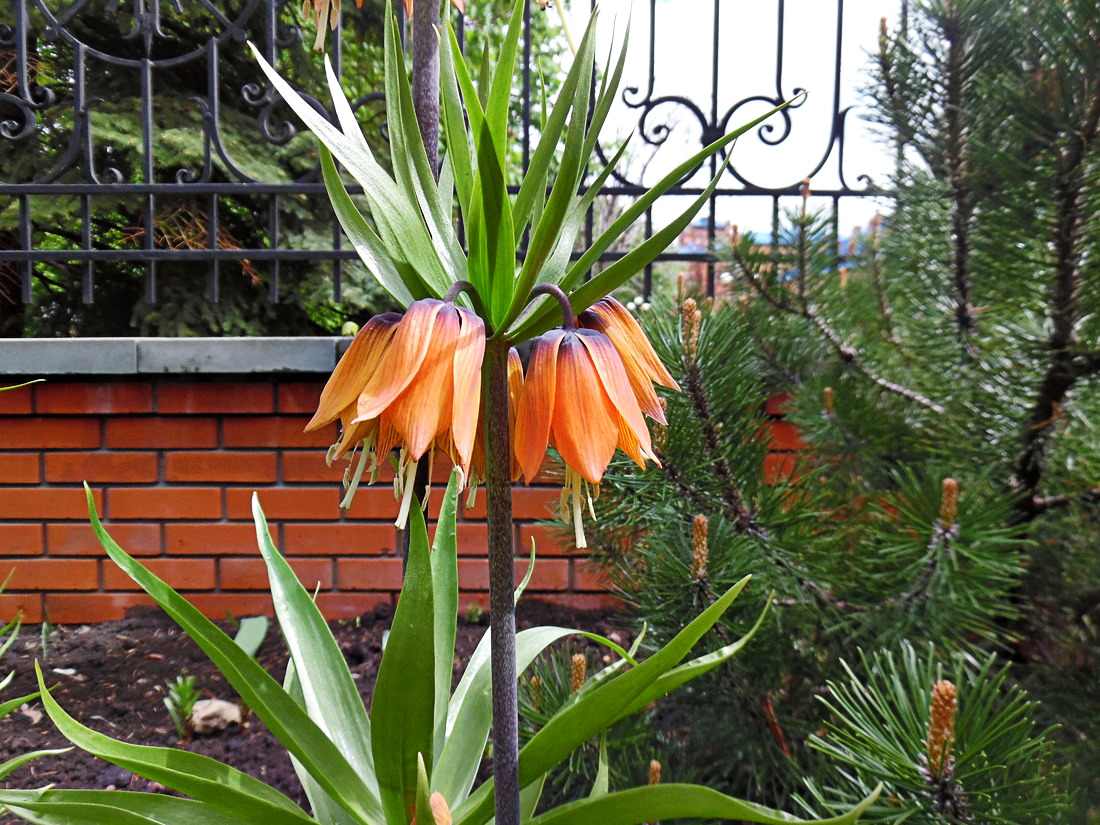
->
(0, 600, 626, 821)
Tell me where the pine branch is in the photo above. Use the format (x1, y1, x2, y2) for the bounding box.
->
(733, 240, 944, 414)
(681, 357, 763, 535)
(1012, 78, 1100, 521)
(942, 5, 977, 347)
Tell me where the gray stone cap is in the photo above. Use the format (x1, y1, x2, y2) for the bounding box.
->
(0, 337, 351, 376)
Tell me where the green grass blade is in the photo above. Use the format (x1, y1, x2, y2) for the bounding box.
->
(372, 501, 436, 825)
(0, 748, 71, 783)
(252, 494, 383, 819)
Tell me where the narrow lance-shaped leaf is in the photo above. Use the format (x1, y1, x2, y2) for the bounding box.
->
(523, 783, 881, 825)
(319, 145, 423, 305)
(454, 578, 753, 825)
(252, 493, 383, 817)
(372, 500, 436, 825)
(431, 469, 462, 764)
(81, 485, 380, 825)
(0, 789, 254, 825)
(31, 663, 316, 825)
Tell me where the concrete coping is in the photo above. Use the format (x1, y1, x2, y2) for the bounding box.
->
(0, 337, 351, 376)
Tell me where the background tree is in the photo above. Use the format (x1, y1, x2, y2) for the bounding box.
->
(581, 0, 1096, 819)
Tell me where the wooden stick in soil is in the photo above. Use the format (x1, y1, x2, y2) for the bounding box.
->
(483, 336, 520, 825)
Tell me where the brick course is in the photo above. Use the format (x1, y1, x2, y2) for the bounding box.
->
(0, 377, 803, 623)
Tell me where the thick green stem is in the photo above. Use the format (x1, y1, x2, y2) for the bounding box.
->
(483, 336, 519, 825)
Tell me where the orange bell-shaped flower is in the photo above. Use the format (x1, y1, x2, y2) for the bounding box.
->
(307, 300, 484, 527)
(575, 296, 679, 424)
(350, 298, 485, 527)
(514, 327, 658, 548)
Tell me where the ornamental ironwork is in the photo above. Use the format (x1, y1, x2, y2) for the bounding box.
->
(0, 0, 881, 331)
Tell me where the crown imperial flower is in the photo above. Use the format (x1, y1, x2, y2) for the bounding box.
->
(515, 325, 659, 548)
(308, 299, 484, 528)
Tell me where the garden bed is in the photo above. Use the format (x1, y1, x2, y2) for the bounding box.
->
(0, 600, 625, 820)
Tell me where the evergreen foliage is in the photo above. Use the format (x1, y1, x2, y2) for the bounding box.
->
(584, 0, 1096, 819)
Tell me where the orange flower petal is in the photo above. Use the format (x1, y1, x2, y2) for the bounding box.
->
(590, 297, 679, 389)
(449, 307, 486, 472)
(334, 402, 379, 459)
(356, 300, 446, 422)
(550, 333, 618, 484)
(514, 330, 564, 483)
(307, 313, 400, 431)
(507, 347, 524, 481)
(576, 329, 654, 469)
(385, 306, 460, 460)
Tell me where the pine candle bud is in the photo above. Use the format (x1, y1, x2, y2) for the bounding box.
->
(800, 178, 811, 199)
(570, 653, 587, 693)
(649, 759, 662, 785)
(691, 514, 709, 582)
(824, 386, 835, 415)
(940, 478, 959, 529)
(879, 16, 888, 52)
(926, 680, 957, 777)
(682, 298, 701, 362)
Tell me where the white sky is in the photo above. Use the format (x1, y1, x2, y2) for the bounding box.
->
(565, 0, 905, 236)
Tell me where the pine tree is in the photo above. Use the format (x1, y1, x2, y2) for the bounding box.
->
(584, 0, 1096, 818)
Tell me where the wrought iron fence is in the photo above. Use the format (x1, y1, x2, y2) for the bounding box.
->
(0, 0, 885, 335)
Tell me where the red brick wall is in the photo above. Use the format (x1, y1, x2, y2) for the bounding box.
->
(0, 378, 802, 625)
(0, 378, 614, 624)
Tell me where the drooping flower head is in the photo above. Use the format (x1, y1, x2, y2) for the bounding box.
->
(308, 298, 484, 528)
(515, 324, 658, 548)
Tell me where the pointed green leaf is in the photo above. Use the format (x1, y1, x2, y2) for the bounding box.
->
(485, 0, 526, 168)
(439, 30, 474, 218)
(382, 7, 467, 283)
(613, 602, 769, 727)
(252, 494, 383, 820)
(0, 747, 71, 783)
(283, 661, 361, 825)
(502, 16, 597, 332)
(32, 663, 313, 825)
(372, 501, 436, 825)
(319, 145, 423, 305)
(432, 469, 463, 765)
(455, 577, 751, 825)
(82, 485, 379, 825)
(525, 783, 881, 825)
(589, 735, 609, 799)
(0, 789, 251, 825)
